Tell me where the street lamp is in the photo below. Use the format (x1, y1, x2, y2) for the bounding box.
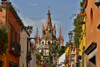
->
(68, 31, 73, 43)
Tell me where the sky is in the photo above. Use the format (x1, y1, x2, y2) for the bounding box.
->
(5, 0, 82, 46)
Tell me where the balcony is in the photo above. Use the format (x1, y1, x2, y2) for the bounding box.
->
(9, 42, 21, 56)
(26, 51, 32, 63)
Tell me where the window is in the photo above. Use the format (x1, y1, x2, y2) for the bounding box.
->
(14, 63, 17, 67)
(10, 24, 13, 48)
(0, 60, 3, 67)
(42, 41, 44, 45)
(90, 8, 93, 25)
(48, 41, 50, 45)
(9, 62, 13, 67)
(23, 64, 24, 67)
(15, 32, 17, 43)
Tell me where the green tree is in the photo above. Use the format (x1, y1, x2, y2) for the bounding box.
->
(49, 43, 66, 64)
(49, 43, 57, 63)
(73, 0, 85, 48)
(56, 46, 66, 57)
(25, 26, 33, 34)
(0, 25, 8, 55)
(34, 52, 41, 59)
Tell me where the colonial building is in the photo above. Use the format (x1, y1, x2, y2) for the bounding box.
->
(83, 0, 100, 67)
(34, 10, 64, 58)
(0, 0, 32, 67)
(65, 44, 73, 67)
(20, 26, 30, 67)
(0, 0, 22, 67)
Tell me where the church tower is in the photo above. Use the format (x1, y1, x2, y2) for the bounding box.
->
(57, 27, 64, 48)
(34, 10, 64, 59)
(34, 28, 40, 48)
(45, 10, 52, 34)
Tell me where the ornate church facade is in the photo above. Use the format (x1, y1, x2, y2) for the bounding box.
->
(34, 10, 64, 58)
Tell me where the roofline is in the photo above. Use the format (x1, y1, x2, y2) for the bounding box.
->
(6, 2, 30, 36)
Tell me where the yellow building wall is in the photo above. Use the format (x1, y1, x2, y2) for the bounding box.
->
(65, 47, 69, 57)
(79, 24, 86, 56)
(79, 17, 86, 67)
(65, 47, 69, 67)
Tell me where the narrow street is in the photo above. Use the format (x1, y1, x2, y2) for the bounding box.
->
(0, 0, 100, 67)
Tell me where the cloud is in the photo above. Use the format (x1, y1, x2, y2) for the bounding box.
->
(22, 17, 60, 30)
(22, 17, 61, 37)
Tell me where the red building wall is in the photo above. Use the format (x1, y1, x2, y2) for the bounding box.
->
(7, 6, 21, 67)
(0, 2, 21, 67)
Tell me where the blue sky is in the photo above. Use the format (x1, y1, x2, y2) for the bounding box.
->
(7, 0, 82, 45)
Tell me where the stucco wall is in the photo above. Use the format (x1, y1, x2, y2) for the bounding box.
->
(30, 54, 36, 67)
(19, 28, 29, 67)
(58, 53, 65, 67)
(85, 0, 100, 67)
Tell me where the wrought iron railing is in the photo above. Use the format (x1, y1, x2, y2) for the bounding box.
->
(10, 42, 21, 56)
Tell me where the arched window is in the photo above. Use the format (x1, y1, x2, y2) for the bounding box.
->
(90, 8, 93, 25)
(42, 41, 44, 45)
(48, 41, 51, 45)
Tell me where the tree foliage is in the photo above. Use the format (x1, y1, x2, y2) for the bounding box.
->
(56, 46, 65, 57)
(73, 0, 85, 48)
(25, 26, 33, 34)
(49, 43, 66, 64)
(34, 52, 41, 59)
(0, 25, 8, 55)
(49, 43, 57, 63)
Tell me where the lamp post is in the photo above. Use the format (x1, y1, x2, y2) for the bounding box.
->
(68, 31, 73, 43)
(68, 31, 73, 67)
